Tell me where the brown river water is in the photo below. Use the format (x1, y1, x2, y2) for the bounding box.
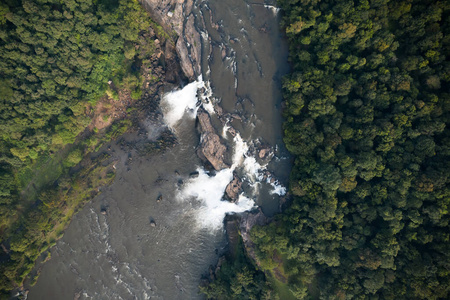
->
(27, 0, 289, 299)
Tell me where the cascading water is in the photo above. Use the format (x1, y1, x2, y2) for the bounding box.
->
(28, 1, 290, 299)
(161, 77, 205, 128)
(159, 76, 286, 230)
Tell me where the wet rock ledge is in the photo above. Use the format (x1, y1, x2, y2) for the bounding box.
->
(196, 108, 230, 171)
(139, 0, 201, 80)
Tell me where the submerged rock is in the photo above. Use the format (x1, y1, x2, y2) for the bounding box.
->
(224, 217, 241, 258)
(189, 171, 199, 178)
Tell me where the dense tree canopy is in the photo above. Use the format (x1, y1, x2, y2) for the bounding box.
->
(248, 0, 450, 298)
(0, 0, 149, 229)
(0, 0, 153, 296)
(0, 0, 148, 168)
(198, 0, 450, 299)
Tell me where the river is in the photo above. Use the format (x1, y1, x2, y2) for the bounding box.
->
(28, 0, 289, 299)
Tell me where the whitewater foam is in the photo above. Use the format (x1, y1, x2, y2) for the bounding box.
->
(264, 5, 280, 15)
(269, 180, 287, 196)
(164, 72, 287, 230)
(176, 133, 264, 229)
(222, 122, 230, 139)
(200, 80, 215, 115)
(161, 76, 204, 128)
(161, 76, 219, 129)
(178, 167, 254, 230)
(231, 134, 249, 168)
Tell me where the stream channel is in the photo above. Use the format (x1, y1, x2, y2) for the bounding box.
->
(28, 0, 289, 299)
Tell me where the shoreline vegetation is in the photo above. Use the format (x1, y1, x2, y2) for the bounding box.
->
(0, 0, 177, 297)
(202, 0, 449, 299)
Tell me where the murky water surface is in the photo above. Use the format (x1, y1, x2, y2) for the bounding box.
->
(28, 0, 289, 299)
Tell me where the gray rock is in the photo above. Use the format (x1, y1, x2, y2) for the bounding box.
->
(184, 15, 202, 76)
(197, 107, 215, 133)
(176, 37, 194, 78)
(139, 0, 200, 79)
(185, 0, 194, 16)
(225, 173, 242, 202)
(139, 0, 183, 35)
(196, 108, 229, 170)
(197, 133, 229, 171)
(189, 171, 199, 178)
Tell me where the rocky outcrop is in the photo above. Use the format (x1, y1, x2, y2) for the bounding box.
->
(239, 209, 269, 266)
(196, 108, 229, 170)
(197, 134, 229, 171)
(184, 15, 202, 76)
(176, 38, 195, 79)
(225, 173, 242, 202)
(163, 40, 181, 83)
(189, 171, 199, 178)
(197, 108, 216, 133)
(139, 0, 201, 80)
(139, 0, 186, 36)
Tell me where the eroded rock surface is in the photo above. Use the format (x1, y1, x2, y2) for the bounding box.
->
(139, 0, 186, 35)
(184, 16, 202, 76)
(225, 173, 242, 202)
(197, 133, 229, 171)
(239, 209, 268, 266)
(139, 0, 201, 80)
(196, 108, 229, 171)
(176, 38, 195, 78)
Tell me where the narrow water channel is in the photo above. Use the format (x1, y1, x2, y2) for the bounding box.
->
(28, 0, 289, 299)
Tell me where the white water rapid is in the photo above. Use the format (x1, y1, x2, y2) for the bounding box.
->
(161, 79, 286, 230)
(27, 1, 291, 298)
(161, 76, 205, 128)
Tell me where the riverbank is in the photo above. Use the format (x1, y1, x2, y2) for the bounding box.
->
(1, 7, 183, 297)
(25, 0, 292, 298)
(211, 0, 450, 299)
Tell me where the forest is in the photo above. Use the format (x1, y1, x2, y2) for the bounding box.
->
(202, 0, 449, 299)
(0, 0, 154, 296)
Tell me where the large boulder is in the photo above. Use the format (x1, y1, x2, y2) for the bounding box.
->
(225, 173, 242, 202)
(197, 108, 229, 170)
(197, 133, 229, 171)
